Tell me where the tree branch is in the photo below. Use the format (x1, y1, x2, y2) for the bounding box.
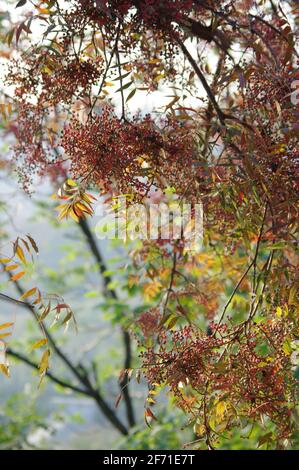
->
(174, 34, 253, 131)
(5, 273, 129, 436)
(175, 34, 226, 125)
(78, 218, 136, 428)
(0, 292, 31, 308)
(7, 348, 89, 396)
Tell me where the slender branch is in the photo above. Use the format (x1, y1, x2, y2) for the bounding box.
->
(7, 348, 89, 396)
(214, 261, 254, 335)
(163, 250, 177, 316)
(6, 273, 129, 436)
(0, 292, 31, 308)
(78, 217, 136, 428)
(5, 272, 85, 385)
(174, 34, 253, 131)
(88, 22, 121, 119)
(214, 203, 268, 333)
(116, 46, 126, 120)
(175, 34, 226, 125)
(246, 249, 274, 326)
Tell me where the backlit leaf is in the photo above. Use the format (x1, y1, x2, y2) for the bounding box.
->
(20, 287, 37, 300)
(39, 349, 50, 375)
(5, 264, 19, 271)
(0, 322, 14, 330)
(30, 338, 48, 351)
(10, 271, 25, 281)
(0, 364, 10, 377)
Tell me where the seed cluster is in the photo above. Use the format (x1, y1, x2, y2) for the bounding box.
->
(60, 107, 195, 200)
(141, 319, 295, 440)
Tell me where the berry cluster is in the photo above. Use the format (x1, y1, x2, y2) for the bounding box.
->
(60, 108, 195, 200)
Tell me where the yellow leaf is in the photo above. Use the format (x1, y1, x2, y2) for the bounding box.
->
(55, 203, 68, 211)
(58, 205, 70, 220)
(83, 192, 97, 203)
(143, 281, 162, 300)
(148, 58, 161, 64)
(282, 338, 292, 355)
(5, 264, 19, 271)
(39, 349, 50, 375)
(69, 208, 79, 223)
(215, 401, 227, 418)
(154, 73, 165, 81)
(194, 423, 205, 437)
(76, 202, 93, 215)
(39, 302, 51, 321)
(276, 306, 282, 318)
(20, 287, 37, 300)
(16, 245, 26, 264)
(30, 338, 48, 351)
(0, 364, 10, 377)
(65, 178, 77, 187)
(33, 290, 42, 305)
(0, 332, 12, 339)
(146, 397, 156, 404)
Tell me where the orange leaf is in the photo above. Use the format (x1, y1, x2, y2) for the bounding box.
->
(0, 322, 14, 330)
(10, 271, 25, 281)
(0, 332, 12, 339)
(20, 287, 37, 300)
(144, 407, 158, 427)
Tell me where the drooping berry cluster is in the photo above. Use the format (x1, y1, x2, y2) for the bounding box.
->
(141, 318, 296, 441)
(60, 107, 195, 199)
(7, 42, 103, 106)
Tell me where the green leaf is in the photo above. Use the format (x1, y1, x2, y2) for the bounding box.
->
(282, 338, 292, 355)
(115, 80, 133, 93)
(113, 72, 131, 81)
(126, 88, 136, 102)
